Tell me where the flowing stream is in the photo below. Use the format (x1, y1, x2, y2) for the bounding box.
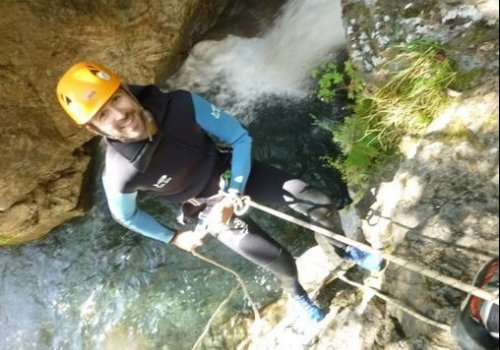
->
(0, 1, 348, 349)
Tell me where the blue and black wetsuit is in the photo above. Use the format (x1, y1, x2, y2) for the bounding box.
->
(102, 85, 347, 296)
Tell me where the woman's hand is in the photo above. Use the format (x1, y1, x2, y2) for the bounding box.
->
(171, 230, 206, 252)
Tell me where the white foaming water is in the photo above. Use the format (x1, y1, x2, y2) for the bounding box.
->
(166, 0, 345, 115)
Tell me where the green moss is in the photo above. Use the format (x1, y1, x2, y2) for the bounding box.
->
(344, 2, 371, 20)
(400, 0, 440, 20)
(450, 68, 486, 91)
(461, 20, 498, 45)
(429, 120, 486, 150)
(484, 113, 499, 129)
(343, 2, 372, 33)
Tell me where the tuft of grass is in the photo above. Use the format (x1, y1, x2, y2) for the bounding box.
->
(313, 40, 458, 194)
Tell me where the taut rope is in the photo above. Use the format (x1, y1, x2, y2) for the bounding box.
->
(232, 195, 499, 305)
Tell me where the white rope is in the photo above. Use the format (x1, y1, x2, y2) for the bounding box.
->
(191, 248, 261, 322)
(191, 284, 239, 350)
(232, 195, 499, 305)
(337, 275, 451, 331)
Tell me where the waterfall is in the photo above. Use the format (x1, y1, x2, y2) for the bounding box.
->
(166, 0, 345, 116)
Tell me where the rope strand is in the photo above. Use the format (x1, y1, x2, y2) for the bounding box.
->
(191, 285, 239, 350)
(237, 197, 498, 305)
(337, 275, 451, 332)
(191, 249, 261, 321)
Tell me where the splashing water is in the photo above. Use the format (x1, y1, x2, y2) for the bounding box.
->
(166, 0, 345, 115)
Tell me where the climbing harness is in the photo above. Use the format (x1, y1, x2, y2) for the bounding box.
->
(229, 194, 499, 306)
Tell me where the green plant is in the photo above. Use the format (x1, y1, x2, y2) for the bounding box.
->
(313, 40, 458, 194)
(311, 62, 345, 103)
(375, 40, 457, 137)
(311, 60, 365, 103)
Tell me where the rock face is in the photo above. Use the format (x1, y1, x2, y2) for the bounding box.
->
(317, 0, 499, 349)
(362, 88, 499, 348)
(0, 0, 497, 347)
(0, 0, 228, 244)
(341, 0, 499, 348)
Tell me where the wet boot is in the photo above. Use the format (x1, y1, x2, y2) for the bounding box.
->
(343, 246, 386, 272)
(290, 293, 325, 322)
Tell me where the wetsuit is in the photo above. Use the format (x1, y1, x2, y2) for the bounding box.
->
(102, 85, 347, 296)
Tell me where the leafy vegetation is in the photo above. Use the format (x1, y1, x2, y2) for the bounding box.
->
(312, 40, 458, 194)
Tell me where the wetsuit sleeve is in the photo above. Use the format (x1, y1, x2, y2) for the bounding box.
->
(103, 178, 175, 243)
(191, 93, 252, 193)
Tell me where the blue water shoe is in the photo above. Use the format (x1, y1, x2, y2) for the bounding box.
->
(344, 246, 386, 271)
(292, 294, 325, 322)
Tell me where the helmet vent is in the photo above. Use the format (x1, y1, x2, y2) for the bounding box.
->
(90, 69, 111, 81)
(63, 95, 72, 106)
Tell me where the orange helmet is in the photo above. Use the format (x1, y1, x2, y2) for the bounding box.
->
(56, 61, 122, 125)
